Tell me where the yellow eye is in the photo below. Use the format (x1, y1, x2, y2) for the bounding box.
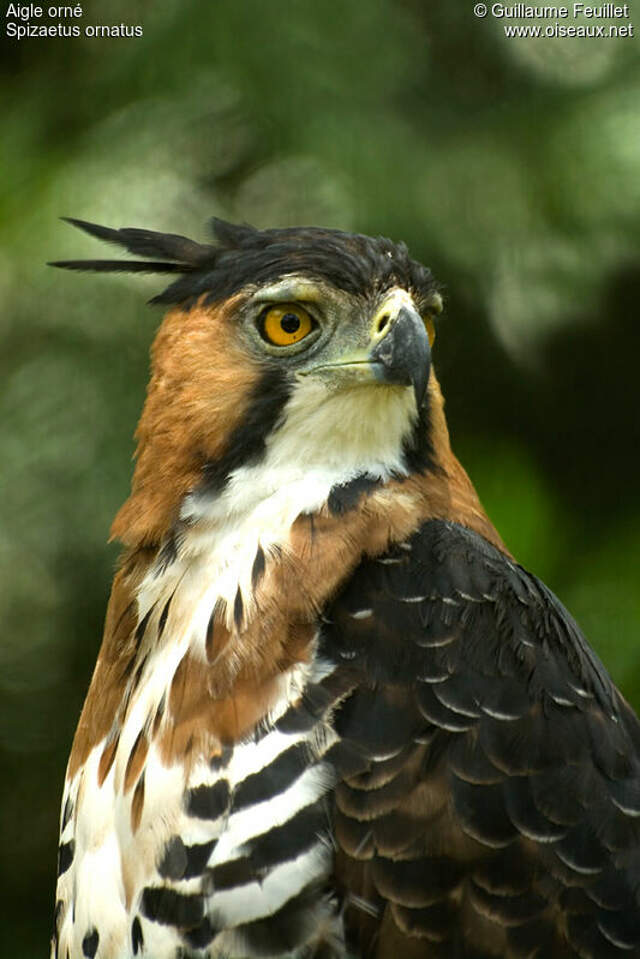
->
(424, 316, 436, 347)
(261, 304, 314, 347)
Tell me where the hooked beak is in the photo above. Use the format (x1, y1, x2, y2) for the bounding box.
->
(368, 301, 431, 410)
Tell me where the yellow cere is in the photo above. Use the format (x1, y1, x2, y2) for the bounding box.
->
(262, 304, 313, 346)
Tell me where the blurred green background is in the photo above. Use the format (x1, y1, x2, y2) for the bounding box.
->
(1, 1, 639, 954)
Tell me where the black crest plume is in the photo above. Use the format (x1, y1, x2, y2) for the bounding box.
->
(49, 217, 440, 308)
(48, 218, 218, 303)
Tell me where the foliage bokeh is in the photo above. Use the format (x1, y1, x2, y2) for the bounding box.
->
(1, 1, 639, 954)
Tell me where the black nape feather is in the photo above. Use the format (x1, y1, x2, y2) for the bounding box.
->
(49, 216, 440, 310)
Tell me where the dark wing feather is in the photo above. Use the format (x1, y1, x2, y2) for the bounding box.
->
(325, 519, 640, 958)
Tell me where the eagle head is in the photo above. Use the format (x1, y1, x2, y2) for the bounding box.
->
(52, 220, 443, 549)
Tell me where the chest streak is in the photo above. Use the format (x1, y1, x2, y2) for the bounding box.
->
(55, 476, 364, 959)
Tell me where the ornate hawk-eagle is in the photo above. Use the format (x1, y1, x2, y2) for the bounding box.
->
(51, 219, 640, 959)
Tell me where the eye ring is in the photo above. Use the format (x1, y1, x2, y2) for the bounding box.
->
(259, 303, 315, 347)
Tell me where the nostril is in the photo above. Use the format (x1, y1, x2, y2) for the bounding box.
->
(377, 314, 390, 335)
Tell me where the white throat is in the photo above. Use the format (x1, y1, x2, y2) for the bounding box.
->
(184, 378, 417, 529)
(138, 379, 417, 642)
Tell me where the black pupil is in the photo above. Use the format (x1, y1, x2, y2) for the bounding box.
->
(280, 313, 301, 334)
